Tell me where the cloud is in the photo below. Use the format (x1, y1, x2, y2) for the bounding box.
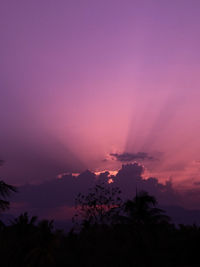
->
(113, 163, 179, 205)
(110, 152, 154, 162)
(10, 163, 200, 224)
(193, 181, 200, 186)
(10, 163, 180, 220)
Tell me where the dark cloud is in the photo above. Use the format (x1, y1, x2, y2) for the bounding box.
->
(110, 152, 154, 162)
(10, 163, 179, 220)
(114, 163, 178, 205)
(10, 163, 200, 224)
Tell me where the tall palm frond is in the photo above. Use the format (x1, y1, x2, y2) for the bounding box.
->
(0, 180, 17, 197)
(0, 180, 17, 212)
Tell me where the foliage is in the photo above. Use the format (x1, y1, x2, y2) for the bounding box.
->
(0, 182, 200, 266)
(73, 181, 122, 227)
(0, 161, 17, 211)
(123, 190, 170, 225)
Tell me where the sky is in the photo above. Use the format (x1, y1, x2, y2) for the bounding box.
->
(1, 0, 200, 194)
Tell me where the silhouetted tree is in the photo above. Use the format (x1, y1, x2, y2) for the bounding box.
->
(24, 219, 56, 267)
(11, 212, 38, 236)
(123, 191, 170, 225)
(0, 181, 17, 211)
(73, 181, 122, 228)
(12, 212, 37, 226)
(0, 160, 17, 211)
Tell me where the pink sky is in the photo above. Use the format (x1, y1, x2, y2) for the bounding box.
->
(1, 0, 200, 191)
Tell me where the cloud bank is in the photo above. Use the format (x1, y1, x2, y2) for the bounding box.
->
(10, 163, 180, 221)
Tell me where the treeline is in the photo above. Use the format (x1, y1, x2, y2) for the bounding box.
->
(0, 180, 200, 266)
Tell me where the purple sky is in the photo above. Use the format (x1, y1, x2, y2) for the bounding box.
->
(1, 0, 200, 193)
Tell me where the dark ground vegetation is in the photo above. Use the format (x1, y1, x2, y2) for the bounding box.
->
(0, 179, 199, 267)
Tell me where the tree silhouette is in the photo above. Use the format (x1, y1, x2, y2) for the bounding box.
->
(24, 219, 56, 267)
(11, 212, 38, 236)
(0, 160, 17, 211)
(11, 212, 38, 227)
(73, 181, 122, 228)
(0, 180, 17, 211)
(123, 190, 170, 225)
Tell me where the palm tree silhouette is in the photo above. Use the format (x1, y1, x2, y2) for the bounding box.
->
(124, 191, 170, 225)
(0, 160, 17, 211)
(0, 180, 17, 211)
(12, 212, 37, 226)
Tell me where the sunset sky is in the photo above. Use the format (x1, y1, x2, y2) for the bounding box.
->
(1, 0, 200, 192)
